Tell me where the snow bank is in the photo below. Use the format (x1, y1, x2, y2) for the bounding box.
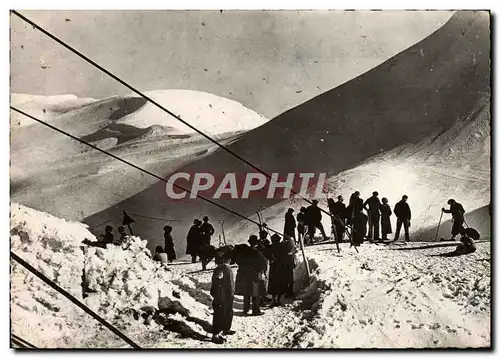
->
(297, 242, 491, 348)
(10, 203, 212, 348)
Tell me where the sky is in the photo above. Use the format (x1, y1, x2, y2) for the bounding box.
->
(10, 10, 454, 119)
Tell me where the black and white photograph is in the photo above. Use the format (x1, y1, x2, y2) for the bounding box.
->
(8, 8, 491, 349)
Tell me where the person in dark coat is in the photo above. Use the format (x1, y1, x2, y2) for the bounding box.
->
(243, 235, 268, 315)
(115, 226, 132, 248)
(296, 207, 307, 243)
(281, 234, 296, 298)
(210, 250, 235, 344)
(380, 197, 392, 241)
(352, 203, 368, 246)
(267, 234, 286, 307)
(305, 199, 328, 244)
(163, 225, 176, 263)
(346, 191, 361, 225)
(200, 216, 215, 247)
(364, 191, 382, 241)
(186, 219, 202, 263)
(284, 208, 297, 244)
(331, 195, 346, 243)
(394, 195, 411, 242)
(442, 199, 466, 241)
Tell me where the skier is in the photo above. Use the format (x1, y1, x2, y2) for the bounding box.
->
(200, 216, 215, 247)
(380, 197, 393, 241)
(331, 195, 347, 243)
(364, 191, 382, 241)
(284, 208, 297, 244)
(305, 199, 328, 244)
(210, 250, 235, 344)
(393, 195, 411, 242)
(441, 199, 466, 241)
(439, 231, 476, 257)
(163, 225, 176, 263)
(282, 233, 296, 298)
(186, 219, 202, 263)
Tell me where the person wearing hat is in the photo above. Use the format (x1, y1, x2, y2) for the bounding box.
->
(210, 249, 235, 344)
(186, 219, 202, 263)
(393, 195, 411, 242)
(284, 208, 297, 244)
(380, 197, 392, 241)
(442, 199, 466, 241)
(163, 225, 176, 263)
(200, 216, 215, 247)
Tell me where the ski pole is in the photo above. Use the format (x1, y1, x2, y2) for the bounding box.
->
(434, 211, 443, 241)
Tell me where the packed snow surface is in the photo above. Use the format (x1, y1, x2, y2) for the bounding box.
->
(10, 204, 490, 348)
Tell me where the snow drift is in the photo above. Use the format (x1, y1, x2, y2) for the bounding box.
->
(10, 203, 214, 348)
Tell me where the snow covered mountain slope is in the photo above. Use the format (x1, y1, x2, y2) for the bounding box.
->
(84, 11, 490, 253)
(10, 91, 269, 221)
(116, 90, 269, 134)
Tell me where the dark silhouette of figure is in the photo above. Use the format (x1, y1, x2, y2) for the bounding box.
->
(99, 225, 114, 247)
(268, 234, 286, 307)
(163, 225, 176, 263)
(347, 191, 361, 225)
(210, 250, 235, 344)
(394, 195, 411, 242)
(352, 200, 368, 246)
(442, 199, 466, 240)
(242, 235, 268, 316)
(331, 195, 346, 243)
(305, 199, 328, 244)
(186, 219, 202, 263)
(364, 191, 382, 241)
(284, 208, 297, 244)
(296, 207, 307, 242)
(200, 216, 215, 247)
(380, 197, 393, 241)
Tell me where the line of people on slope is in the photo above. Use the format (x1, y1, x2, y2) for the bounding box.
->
(282, 192, 472, 247)
(209, 232, 296, 344)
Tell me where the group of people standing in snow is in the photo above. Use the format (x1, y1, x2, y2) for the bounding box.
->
(208, 229, 296, 344)
(282, 191, 474, 249)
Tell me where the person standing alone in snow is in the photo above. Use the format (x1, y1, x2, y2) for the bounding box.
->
(364, 191, 382, 241)
(210, 250, 235, 344)
(380, 197, 392, 241)
(441, 199, 466, 241)
(393, 195, 411, 242)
